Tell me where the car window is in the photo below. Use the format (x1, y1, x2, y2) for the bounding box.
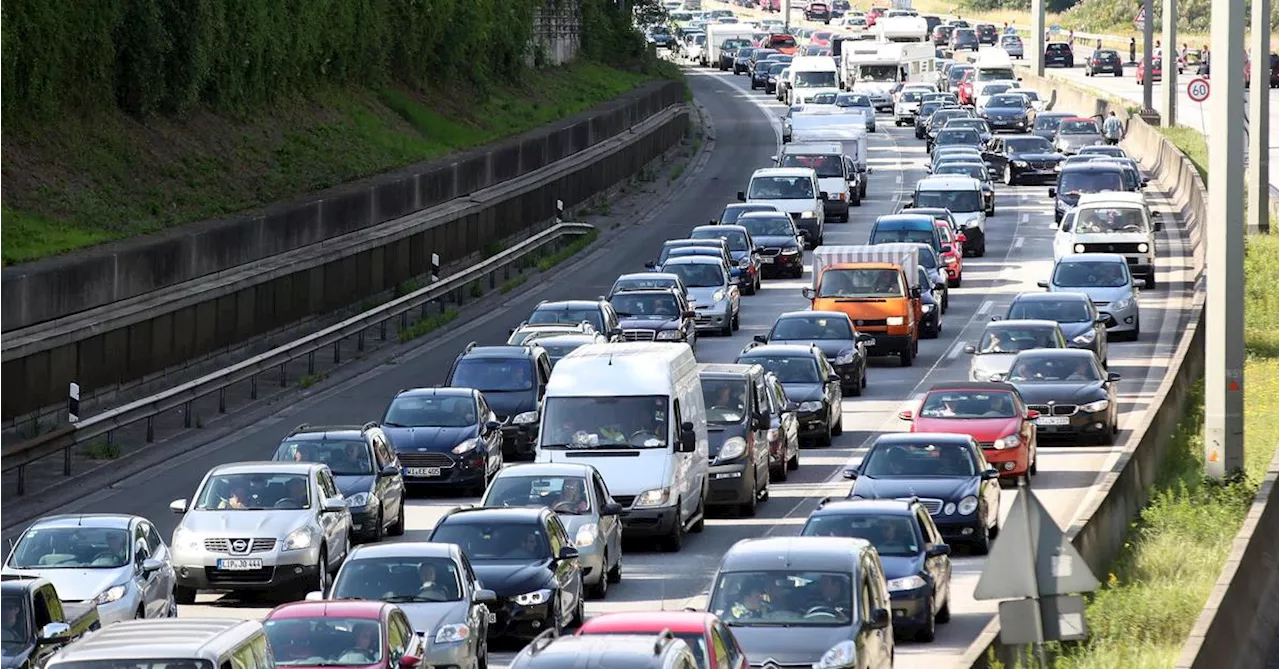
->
(546, 515, 568, 554)
(592, 474, 612, 506)
(387, 614, 410, 661)
(146, 524, 164, 555)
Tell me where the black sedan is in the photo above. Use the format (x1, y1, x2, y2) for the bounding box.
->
(925, 109, 974, 147)
(735, 211, 806, 278)
(764, 62, 789, 93)
(1000, 348, 1121, 445)
(754, 310, 872, 394)
(843, 432, 1002, 554)
(1031, 111, 1077, 141)
(981, 134, 1064, 186)
(750, 57, 783, 89)
(608, 288, 697, 344)
(1085, 49, 1124, 76)
(980, 93, 1035, 133)
(916, 265, 944, 338)
(914, 101, 950, 139)
(736, 343, 843, 447)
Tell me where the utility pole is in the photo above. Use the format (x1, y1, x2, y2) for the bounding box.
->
(784, 0, 791, 32)
(1141, 0, 1155, 112)
(1246, 0, 1271, 233)
(1159, 0, 1177, 125)
(1031, 0, 1045, 77)
(1204, 0, 1246, 480)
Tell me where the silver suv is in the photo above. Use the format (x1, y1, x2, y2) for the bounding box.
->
(168, 461, 353, 603)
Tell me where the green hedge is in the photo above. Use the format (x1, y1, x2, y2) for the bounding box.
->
(2, 0, 644, 121)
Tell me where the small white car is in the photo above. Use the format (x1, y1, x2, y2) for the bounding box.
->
(1052, 192, 1161, 286)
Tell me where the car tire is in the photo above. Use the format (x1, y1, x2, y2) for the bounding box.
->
(371, 509, 384, 544)
(977, 241, 986, 257)
(1004, 164, 1017, 186)
(607, 554, 623, 584)
(307, 550, 329, 600)
(916, 605, 937, 642)
(720, 318, 733, 336)
(388, 498, 406, 536)
(740, 483, 759, 517)
(691, 487, 707, 532)
(899, 344, 914, 367)
(971, 525, 991, 555)
(937, 598, 952, 623)
(788, 450, 800, 470)
(1097, 429, 1114, 446)
(743, 278, 756, 296)
(1146, 272, 1157, 289)
(167, 597, 178, 617)
(816, 421, 834, 447)
(174, 586, 196, 605)
(572, 586, 586, 625)
(661, 505, 685, 552)
(844, 381, 861, 397)
(732, 310, 741, 331)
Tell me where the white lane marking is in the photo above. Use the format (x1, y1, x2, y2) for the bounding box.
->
(948, 340, 968, 359)
(1013, 236, 1025, 249)
(1021, 212, 1031, 223)
(976, 300, 993, 315)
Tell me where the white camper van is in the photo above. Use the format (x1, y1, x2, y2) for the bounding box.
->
(536, 343, 709, 552)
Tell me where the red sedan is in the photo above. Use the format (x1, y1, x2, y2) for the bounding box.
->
(933, 219, 965, 286)
(899, 382, 1039, 481)
(264, 601, 425, 669)
(578, 611, 749, 669)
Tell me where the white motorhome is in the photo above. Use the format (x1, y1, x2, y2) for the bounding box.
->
(1052, 192, 1161, 286)
(875, 15, 929, 43)
(705, 24, 755, 68)
(971, 48, 1019, 87)
(841, 42, 936, 111)
(536, 343, 709, 551)
(786, 56, 841, 105)
(777, 141, 862, 218)
(786, 112, 870, 200)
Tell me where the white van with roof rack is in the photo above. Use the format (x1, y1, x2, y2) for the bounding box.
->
(1052, 192, 1162, 286)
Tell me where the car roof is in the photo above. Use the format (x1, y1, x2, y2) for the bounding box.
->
(1060, 163, 1123, 173)
(777, 310, 849, 321)
(267, 600, 389, 621)
(737, 211, 792, 220)
(810, 498, 916, 516)
(662, 256, 725, 266)
(532, 334, 600, 346)
(24, 514, 137, 530)
(440, 506, 549, 524)
(924, 381, 1020, 394)
(985, 319, 1061, 329)
(699, 362, 762, 379)
(739, 344, 819, 358)
(1012, 348, 1096, 360)
(209, 461, 319, 475)
(578, 611, 715, 635)
(750, 167, 817, 178)
(461, 346, 541, 360)
(516, 634, 693, 667)
(393, 387, 477, 400)
(616, 272, 681, 281)
(872, 432, 977, 447)
(1057, 252, 1129, 263)
(876, 214, 936, 226)
(719, 537, 871, 571)
(693, 224, 749, 234)
(1012, 291, 1091, 303)
(52, 620, 262, 660)
(494, 462, 600, 479)
(900, 207, 953, 217)
(722, 203, 778, 211)
(347, 541, 458, 560)
(535, 300, 604, 309)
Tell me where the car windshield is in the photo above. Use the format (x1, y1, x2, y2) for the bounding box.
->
(780, 153, 845, 179)
(720, 205, 775, 224)
(662, 244, 722, 263)
(8, 527, 132, 569)
(915, 189, 981, 212)
(980, 84, 1012, 96)
(383, 393, 478, 428)
(936, 164, 986, 181)
(862, 441, 977, 477)
(1079, 146, 1125, 157)
(920, 390, 1018, 418)
(452, 356, 537, 392)
(664, 262, 725, 288)
(1075, 207, 1148, 233)
(741, 356, 820, 384)
(1053, 261, 1130, 288)
(988, 95, 1026, 108)
(979, 327, 1059, 353)
(701, 378, 750, 425)
(328, 556, 462, 606)
(836, 94, 872, 108)
(274, 440, 373, 475)
(610, 293, 681, 318)
(1059, 120, 1099, 134)
(937, 129, 982, 146)
(484, 475, 595, 514)
(948, 67, 972, 83)
(917, 247, 939, 269)
(194, 473, 311, 511)
(818, 268, 905, 297)
(1008, 298, 1093, 323)
(1006, 137, 1054, 153)
(739, 215, 795, 237)
(749, 175, 815, 200)
(900, 91, 924, 102)
(931, 112, 966, 128)
(49, 662, 215, 669)
(801, 514, 922, 557)
(431, 521, 550, 561)
(772, 316, 853, 341)
(1008, 355, 1100, 382)
(918, 102, 943, 117)
(948, 120, 988, 132)
(529, 307, 604, 332)
(1059, 171, 1124, 194)
(541, 396, 669, 449)
(1035, 115, 1069, 130)
(692, 228, 750, 252)
(709, 570, 854, 626)
(794, 70, 838, 87)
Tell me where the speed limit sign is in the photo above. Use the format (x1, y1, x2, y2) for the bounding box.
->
(1187, 78, 1210, 102)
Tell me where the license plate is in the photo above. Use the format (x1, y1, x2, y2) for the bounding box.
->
(760, 257, 774, 264)
(1036, 416, 1071, 426)
(217, 558, 262, 571)
(405, 467, 443, 477)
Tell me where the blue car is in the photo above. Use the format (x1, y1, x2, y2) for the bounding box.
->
(380, 387, 505, 495)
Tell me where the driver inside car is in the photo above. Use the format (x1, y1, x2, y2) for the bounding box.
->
(803, 574, 851, 616)
(556, 478, 590, 514)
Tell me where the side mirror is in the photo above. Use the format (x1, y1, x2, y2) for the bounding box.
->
(678, 423, 697, 453)
(398, 655, 421, 669)
(1107, 372, 1122, 382)
(981, 468, 1000, 480)
(1142, 178, 1151, 186)
(141, 558, 164, 575)
(169, 499, 188, 514)
(684, 310, 697, 318)
(737, 191, 747, 202)
(709, 219, 719, 226)
(819, 192, 830, 201)
(910, 286, 922, 298)
(645, 261, 657, 269)
(868, 608, 891, 629)
(1026, 409, 1041, 419)
(1036, 280, 1050, 288)
(857, 333, 875, 344)
(941, 244, 953, 254)
(926, 544, 952, 557)
(751, 413, 770, 430)
(1048, 188, 1057, 197)
(1133, 278, 1147, 289)
(801, 287, 816, 300)
(305, 590, 325, 601)
(898, 410, 914, 421)
(785, 401, 800, 413)
(827, 374, 840, 383)
(770, 155, 779, 162)
(963, 344, 976, 354)
(1153, 220, 1163, 231)
(485, 420, 503, 433)
(558, 546, 581, 561)
(601, 502, 624, 516)
(474, 588, 498, 604)
(842, 468, 858, 480)
(322, 497, 348, 513)
(1095, 314, 1109, 323)
(38, 622, 71, 644)
(381, 464, 400, 477)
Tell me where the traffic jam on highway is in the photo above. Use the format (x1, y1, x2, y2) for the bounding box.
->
(2, 7, 1169, 669)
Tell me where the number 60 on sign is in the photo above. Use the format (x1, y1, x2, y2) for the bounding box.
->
(1187, 78, 1210, 103)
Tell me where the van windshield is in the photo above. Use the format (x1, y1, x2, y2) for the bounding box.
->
(977, 67, 1016, 81)
(541, 396, 670, 449)
(50, 662, 216, 669)
(709, 570, 855, 627)
(1058, 171, 1124, 194)
(701, 378, 750, 425)
(780, 154, 843, 177)
(818, 268, 904, 297)
(857, 64, 899, 82)
(915, 189, 981, 212)
(1074, 207, 1148, 233)
(794, 70, 838, 87)
(748, 176, 815, 199)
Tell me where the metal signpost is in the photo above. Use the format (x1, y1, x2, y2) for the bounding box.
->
(974, 483, 1100, 666)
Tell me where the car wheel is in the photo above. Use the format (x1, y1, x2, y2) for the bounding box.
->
(388, 498, 406, 536)
(971, 525, 991, 555)
(977, 241, 986, 257)
(916, 603, 937, 642)
(477, 641, 489, 669)
(1004, 164, 1016, 186)
(832, 408, 844, 435)
(174, 586, 196, 605)
(720, 318, 733, 336)
(1146, 272, 1157, 289)
(307, 550, 329, 599)
(845, 380, 861, 397)
(788, 449, 800, 470)
(572, 587, 586, 625)
(815, 422, 834, 447)
(371, 509, 384, 543)
(899, 344, 914, 367)
(607, 554, 623, 584)
(740, 483, 759, 517)
(732, 310, 741, 331)
(661, 505, 685, 552)
(937, 598, 952, 623)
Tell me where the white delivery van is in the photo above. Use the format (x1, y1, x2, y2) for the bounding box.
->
(787, 56, 841, 105)
(910, 175, 988, 256)
(1052, 192, 1161, 286)
(777, 142, 861, 219)
(536, 343, 709, 551)
(740, 167, 827, 246)
(972, 48, 1019, 86)
(706, 24, 755, 68)
(788, 112, 870, 200)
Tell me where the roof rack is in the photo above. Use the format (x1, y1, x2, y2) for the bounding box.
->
(527, 628, 559, 655)
(652, 629, 678, 656)
(817, 496, 831, 508)
(361, 421, 379, 432)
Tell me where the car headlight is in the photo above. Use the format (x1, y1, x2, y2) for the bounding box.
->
(713, 290, 726, 303)
(800, 210, 816, 219)
(434, 624, 471, 644)
(452, 437, 481, 455)
(1111, 295, 1134, 311)
(1012, 160, 1028, 167)
(283, 527, 314, 551)
(798, 400, 824, 412)
(835, 350, 855, 365)
(886, 575, 927, 592)
(656, 329, 683, 340)
(1072, 329, 1097, 344)
(994, 434, 1021, 450)
(780, 247, 801, 255)
(816, 640, 857, 669)
(719, 437, 748, 461)
(922, 303, 935, 313)
(945, 256, 958, 264)
(173, 527, 201, 552)
(1073, 243, 1086, 253)
(739, 258, 752, 268)
(1137, 243, 1150, 253)
(1080, 399, 1110, 412)
(886, 316, 905, 326)
(93, 585, 127, 605)
(1057, 200, 1068, 211)
(943, 501, 957, 515)
(634, 487, 672, 508)
(575, 523, 599, 548)
(512, 410, 539, 425)
(514, 589, 552, 606)
(957, 495, 979, 515)
(346, 492, 373, 508)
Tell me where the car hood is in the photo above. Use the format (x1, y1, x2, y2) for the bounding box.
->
(618, 316, 681, 330)
(951, 210, 985, 229)
(1057, 135, 1103, 150)
(1010, 151, 1062, 163)
(0, 566, 126, 602)
(747, 198, 816, 215)
(878, 554, 926, 581)
(851, 476, 978, 500)
(912, 416, 1021, 441)
(779, 383, 824, 403)
(1051, 284, 1129, 302)
(851, 82, 892, 96)
(395, 600, 470, 635)
(708, 424, 749, 459)
(752, 234, 801, 249)
(727, 624, 853, 665)
(971, 353, 1016, 376)
(1010, 381, 1108, 404)
(687, 285, 728, 305)
(335, 474, 377, 498)
(384, 425, 478, 452)
(983, 106, 1026, 117)
(1055, 321, 1096, 340)
(478, 391, 535, 418)
(769, 339, 849, 361)
(472, 561, 555, 597)
(180, 509, 314, 536)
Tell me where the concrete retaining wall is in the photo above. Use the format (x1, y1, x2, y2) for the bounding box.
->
(1, 82, 689, 419)
(960, 67, 1213, 668)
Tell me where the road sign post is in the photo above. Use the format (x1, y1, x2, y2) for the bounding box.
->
(1186, 78, 1210, 138)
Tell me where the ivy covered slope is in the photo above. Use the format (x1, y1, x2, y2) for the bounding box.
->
(1, 0, 671, 265)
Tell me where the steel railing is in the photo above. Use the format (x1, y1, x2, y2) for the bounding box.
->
(1, 221, 596, 495)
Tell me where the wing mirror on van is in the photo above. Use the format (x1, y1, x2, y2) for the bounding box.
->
(677, 421, 698, 453)
(737, 191, 747, 202)
(753, 334, 769, 344)
(1133, 278, 1147, 289)
(601, 502, 624, 516)
(38, 623, 71, 644)
(801, 287, 817, 300)
(1036, 280, 1050, 288)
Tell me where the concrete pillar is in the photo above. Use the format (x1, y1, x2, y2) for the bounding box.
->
(1204, 0, 1247, 480)
(1159, 0, 1177, 125)
(1031, 0, 1045, 77)
(1142, 0, 1155, 112)
(1246, 0, 1271, 233)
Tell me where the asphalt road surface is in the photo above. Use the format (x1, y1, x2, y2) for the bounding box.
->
(2, 57, 1201, 668)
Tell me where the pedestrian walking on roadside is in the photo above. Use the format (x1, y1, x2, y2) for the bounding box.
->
(1102, 111, 1124, 146)
(1129, 37, 1137, 64)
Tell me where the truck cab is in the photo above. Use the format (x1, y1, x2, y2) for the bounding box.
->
(0, 577, 100, 669)
(801, 245, 922, 366)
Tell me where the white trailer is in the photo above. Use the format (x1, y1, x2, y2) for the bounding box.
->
(810, 245, 920, 290)
(705, 24, 755, 68)
(875, 15, 928, 42)
(841, 41, 937, 109)
(788, 113, 870, 199)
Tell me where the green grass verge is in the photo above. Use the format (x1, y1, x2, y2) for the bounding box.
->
(2, 62, 656, 265)
(536, 229, 601, 272)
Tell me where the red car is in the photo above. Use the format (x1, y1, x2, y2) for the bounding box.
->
(810, 30, 833, 47)
(866, 7, 886, 25)
(955, 70, 976, 106)
(1136, 57, 1162, 84)
(578, 611, 750, 669)
(264, 601, 427, 669)
(933, 220, 965, 286)
(899, 382, 1039, 481)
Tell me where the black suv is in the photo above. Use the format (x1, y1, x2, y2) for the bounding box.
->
(608, 288, 697, 344)
(272, 422, 406, 542)
(1049, 163, 1127, 221)
(975, 23, 998, 45)
(524, 299, 623, 341)
(1044, 42, 1074, 67)
(446, 343, 554, 460)
(736, 343, 843, 447)
(380, 387, 504, 494)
